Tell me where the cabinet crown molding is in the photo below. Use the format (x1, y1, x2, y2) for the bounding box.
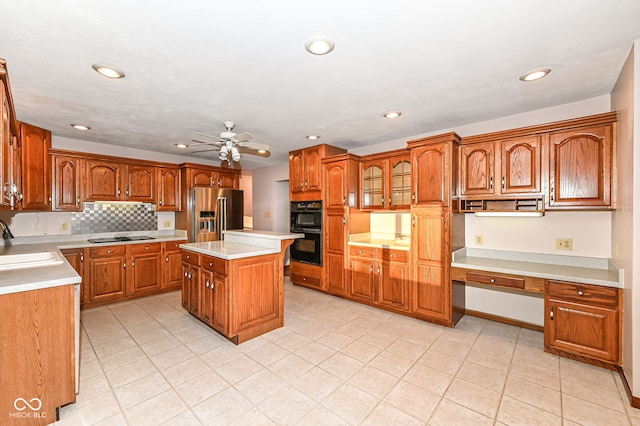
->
(407, 132, 462, 148)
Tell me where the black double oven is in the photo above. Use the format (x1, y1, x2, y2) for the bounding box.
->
(290, 201, 322, 266)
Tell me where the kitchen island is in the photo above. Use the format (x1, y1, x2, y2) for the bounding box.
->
(180, 230, 302, 344)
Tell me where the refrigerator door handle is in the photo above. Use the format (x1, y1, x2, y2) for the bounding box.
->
(218, 197, 227, 239)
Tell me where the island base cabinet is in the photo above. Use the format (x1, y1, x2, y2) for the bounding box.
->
(544, 280, 621, 368)
(0, 285, 76, 425)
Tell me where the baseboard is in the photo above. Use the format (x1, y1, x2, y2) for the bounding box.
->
(464, 309, 543, 332)
(619, 367, 640, 408)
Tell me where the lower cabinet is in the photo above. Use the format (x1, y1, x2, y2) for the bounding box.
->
(347, 246, 409, 311)
(81, 240, 181, 308)
(291, 261, 323, 290)
(181, 251, 200, 316)
(544, 279, 621, 367)
(201, 255, 228, 335)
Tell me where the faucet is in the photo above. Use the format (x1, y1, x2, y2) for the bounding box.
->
(0, 220, 14, 240)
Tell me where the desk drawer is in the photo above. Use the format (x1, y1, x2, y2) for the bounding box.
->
(546, 280, 619, 308)
(466, 272, 525, 289)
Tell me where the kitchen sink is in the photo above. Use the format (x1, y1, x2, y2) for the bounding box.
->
(0, 251, 65, 271)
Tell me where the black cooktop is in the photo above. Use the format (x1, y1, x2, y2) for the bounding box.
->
(87, 236, 155, 243)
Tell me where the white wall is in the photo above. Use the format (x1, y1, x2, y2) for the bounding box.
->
(612, 42, 639, 396)
(251, 163, 289, 231)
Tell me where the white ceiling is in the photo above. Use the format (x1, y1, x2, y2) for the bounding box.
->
(1, 1, 639, 169)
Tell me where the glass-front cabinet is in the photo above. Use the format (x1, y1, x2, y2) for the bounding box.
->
(360, 151, 411, 210)
(361, 160, 384, 209)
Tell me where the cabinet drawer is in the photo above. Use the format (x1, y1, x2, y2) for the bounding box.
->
(88, 245, 126, 258)
(130, 242, 162, 254)
(546, 280, 619, 308)
(164, 240, 185, 252)
(466, 272, 525, 289)
(291, 273, 321, 288)
(202, 255, 227, 274)
(349, 246, 375, 257)
(380, 248, 408, 262)
(181, 251, 200, 266)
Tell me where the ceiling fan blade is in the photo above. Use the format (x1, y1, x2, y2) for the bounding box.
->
(233, 131, 253, 142)
(238, 146, 271, 157)
(237, 141, 270, 151)
(193, 131, 222, 140)
(191, 139, 222, 145)
(191, 148, 220, 153)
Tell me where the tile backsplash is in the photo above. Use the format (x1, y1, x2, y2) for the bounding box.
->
(71, 202, 158, 234)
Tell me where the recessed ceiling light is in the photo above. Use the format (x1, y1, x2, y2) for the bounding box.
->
(175, 143, 188, 149)
(70, 124, 90, 130)
(92, 64, 125, 79)
(383, 111, 401, 119)
(304, 35, 335, 55)
(306, 135, 320, 140)
(519, 68, 551, 82)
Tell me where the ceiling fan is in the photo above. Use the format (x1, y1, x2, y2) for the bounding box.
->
(189, 122, 271, 165)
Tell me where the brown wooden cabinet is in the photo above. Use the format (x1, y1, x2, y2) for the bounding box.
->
(202, 255, 228, 334)
(61, 247, 85, 301)
(360, 151, 411, 210)
(545, 280, 621, 367)
(128, 242, 162, 295)
(291, 261, 324, 290)
(325, 210, 347, 294)
(183, 165, 240, 189)
(410, 139, 452, 206)
(19, 122, 51, 210)
(125, 164, 156, 202)
(86, 245, 127, 304)
(348, 246, 376, 302)
(181, 251, 200, 316)
(548, 124, 613, 209)
(158, 167, 181, 211)
(163, 240, 185, 289)
(85, 159, 124, 201)
(289, 144, 347, 201)
(0, 60, 20, 209)
(53, 155, 83, 211)
(459, 142, 494, 196)
(378, 248, 410, 311)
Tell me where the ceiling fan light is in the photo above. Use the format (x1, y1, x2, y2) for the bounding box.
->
(92, 64, 125, 79)
(231, 146, 241, 162)
(305, 35, 335, 55)
(219, 146, 228, 160)
(519, 68, 551, 82)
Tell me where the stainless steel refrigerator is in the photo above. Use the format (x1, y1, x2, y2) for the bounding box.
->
(189, 187, 244, 242)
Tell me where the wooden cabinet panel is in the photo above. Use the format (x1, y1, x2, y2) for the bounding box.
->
(501, 135, 541, 194)
(126, 164, 155, 202)
(211, 273, 227, 334)
(164, 250, 183, 289)
(158, 167, 180, 210)
(20, 122, 51, 210)
(53, 155, 82, 211)
(460, 142, 494, 196)
(190, 168, 214, 187)
(129, 243, 162, 295)
(548, 124, 613, 208)
(412, 143, 450, 206)
(325, 252, 345, 294)
(379, 258, 409, 310)
(325, 162, 348, 209)
(305, 145, 322, 191)
(290, 144, 347, 201)
(289, 150, 304, 194)
(545, 280, 620, 365)
(85, 160, 123, 201)
(216, 170, 237, 188)
(232, 255, 279, 334)
(87, 250, 126, 302)
(188, 264, 201, 316)
(349, 255, 375, 302)
(61, 247, 85, 304)
(201, 270, 214, 324)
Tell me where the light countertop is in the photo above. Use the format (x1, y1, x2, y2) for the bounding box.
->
(223, 229, 304, 240)
(452, 248, 622, 288)
(183, 229, 303, 259)
(348, 232, 411, 251)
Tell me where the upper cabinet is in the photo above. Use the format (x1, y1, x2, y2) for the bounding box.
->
(459, 112, 616, 212)
(52, 155, 82, 211)
(289, 144, 347, 201)
(20, 122, 52, 210)
(84, 160, 125, 201)
(409, 136, 457, 206)
(125, 164, 156, 202)
(158, 167, 181, 211)
(360, 150, 411, 210)
(0, 59, 20, 209)
(182, 164, 240, 190)
(548, 124, 613, 209)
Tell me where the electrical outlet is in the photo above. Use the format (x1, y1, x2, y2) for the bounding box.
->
(163, 220, 172, 228)
(264, 211, 271, 217)
(475, 234, 484, 245)
(59, 221, 69, 231)
(555, 238, 573, 251)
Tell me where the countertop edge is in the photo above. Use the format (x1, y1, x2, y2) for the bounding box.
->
(180, 242, 280, 260)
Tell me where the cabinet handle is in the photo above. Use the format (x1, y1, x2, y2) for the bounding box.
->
(412, 192, 416, 203)
(132, 260, 135, 267)
(117, 189, 121, 196)
(342, 217, 346, 225)
(302, 277, 306, 281)
(184, 270, 188, 277)
(211, 281, 216, 291)
(145, 246, 149, 250)
(501, 176, 505, 190)
(377, 265, 381, 275)
(123, 261, 126, 269)
(382, 198, 385, 207)
(107, 249, 111, 254)
(550, 306, 554, 320)
(159, 199, 163, 206)
(165, 256, 169, 263)
(76, 197, 80, 206)
(300, 182, 304, 188)
(412, 217, 416, 228)
(218, 179, 221, 187)
(370, 265, 373, 273)
(577, 290, 584, 296)
(342, 196, 346, 205)
(80, 254, 84, 262)
(48, 196, 52, 204)
(388, 198, 391, 205)
(490, 278, 495, 283)
(126, 189, 129, 196)
(205, 279, 209, 288)
(489, 176, 493, 189)
(550, 185, 554, 202)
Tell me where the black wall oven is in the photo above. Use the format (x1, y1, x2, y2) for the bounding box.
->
(290, 201, 322, 266)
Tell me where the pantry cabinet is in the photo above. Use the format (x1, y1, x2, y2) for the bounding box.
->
(289, 144, 347, 201)
(545, 280, 620, 367)
(53, 155, 83, 211)
(19, 121, 52, 210)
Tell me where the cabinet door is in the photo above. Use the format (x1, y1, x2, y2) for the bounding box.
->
(129, 245, 162, 294)
(388, 155, 411, 209)
(126, 164, 156, 202)
(361, 160, 385, 209)
(412, 143, 451, 205)
(201, 270, 214, 324)
(189, 265, 201, 316)
(411, 207, 450, 322)
(548, 125, 613, 208)
(215, 171, 238, 189)
(190, 168, 214, 187)
(158, 167, 180, 211)
(1, 80, 11, 207)
(459, 142, 494, 196)
(181, 262, 190, 310)
(164, 251, 183, 289)
(325, 210, 346, 294)
(88, 253, 126, 302)
(289, 150, 304, 193)
(379, 259, 409, 311)
(325, 162, 347, 209)
(85, 160, 123, 200)
(61, 248, 85, 303)
(305, 146, 322, 191)
(20, 122, 51, 210)
(211, 273, 227, 334)
(53, 156, 82, 211)
(500, 136, 541, 194)
(349, 255, 375, 302)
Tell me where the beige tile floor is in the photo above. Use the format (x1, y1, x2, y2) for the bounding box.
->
(56, 279, 640, 425)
